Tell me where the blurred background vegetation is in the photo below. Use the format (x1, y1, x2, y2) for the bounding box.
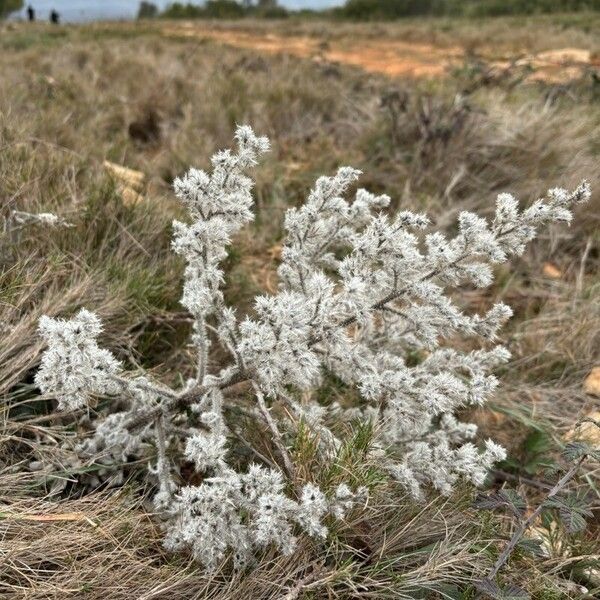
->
(155, 0, 600, 20)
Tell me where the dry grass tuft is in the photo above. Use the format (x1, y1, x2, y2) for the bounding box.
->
(0, 472, 493, 599)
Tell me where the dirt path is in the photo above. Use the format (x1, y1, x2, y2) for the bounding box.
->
(162, 23, 597, 83)
(162, 23, 462, 78)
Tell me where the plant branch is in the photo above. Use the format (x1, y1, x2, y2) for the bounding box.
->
(194, 316, 208, 384)
(486, 455, 586, 580)
(253, 383, 295, 479)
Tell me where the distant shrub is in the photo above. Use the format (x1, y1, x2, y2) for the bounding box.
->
(137, 1, 158, 19)
(203, 0, 246, 18)
(162, 1, 242, 19)
(336, 0, 600, 20)
(339, 0, 436, 20)
(161, 2, 202, 19)
(255, 4, 288, 19)
(161, 0, 288, 20)
(0, 0, 23, 19)
(462, 0, 600, 17)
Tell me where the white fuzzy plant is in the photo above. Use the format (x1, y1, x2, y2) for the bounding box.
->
(35, 126, 590, 571)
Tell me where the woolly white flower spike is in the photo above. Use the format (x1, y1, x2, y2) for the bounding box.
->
(184, 431, 228, 474)
(9, 210, 73, 229)
(296, 483, 329, 539)
(35, 309, 121, 411)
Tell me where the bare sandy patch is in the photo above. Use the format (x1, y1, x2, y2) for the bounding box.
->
(163, 24, 598, 83)
(490, 47, 599, 84)
(162, 23, 462, 78)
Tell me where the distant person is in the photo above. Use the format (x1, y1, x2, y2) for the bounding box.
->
(27, 5, 35, 21)
(50, 9, 60, 24)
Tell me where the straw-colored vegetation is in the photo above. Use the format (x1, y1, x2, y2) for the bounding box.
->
(1, 16, 598, 599)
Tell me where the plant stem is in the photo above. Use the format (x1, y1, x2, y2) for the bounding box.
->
(154, 414, 174, 503)
(195, 316, 208, 384)
(487, 456, 586, 580)
(254, 384, 295, 479)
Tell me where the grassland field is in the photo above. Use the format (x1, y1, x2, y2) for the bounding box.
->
(0, 14, 599, 600)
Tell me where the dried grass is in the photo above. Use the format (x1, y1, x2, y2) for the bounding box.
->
(0, 470, 494, 599)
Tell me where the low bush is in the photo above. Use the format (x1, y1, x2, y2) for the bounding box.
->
(35, 126, 590, 572)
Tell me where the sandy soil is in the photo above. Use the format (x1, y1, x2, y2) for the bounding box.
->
(162, 22, 598, 83)
(162, 23, 462, 78)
